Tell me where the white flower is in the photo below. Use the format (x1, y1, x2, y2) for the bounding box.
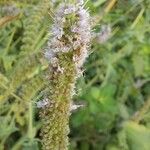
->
(36, 99, 49, 108)
(61, 46, 71, 53)
(73, 40, 81, 49)
(50, 57, 59, 66)
(73, 45, 89, 68)
(70, 102, 85, 111)
(57, 66, 64, 74)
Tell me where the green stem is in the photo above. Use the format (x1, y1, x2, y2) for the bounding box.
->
(28, 102, 33, 139)
(131, 97, 150, 123)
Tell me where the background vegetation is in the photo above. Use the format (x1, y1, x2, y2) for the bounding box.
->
(0, 0, 150, 150)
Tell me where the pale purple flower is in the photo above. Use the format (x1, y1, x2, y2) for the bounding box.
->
(64, 5, 76, 14)
(98, 25, 111, 43)
(71, 26, 78, 33)
(44, 50, 55, 60)
(77, 0, 84, 5)
(78, 8, 89, 20)
(45, 0, 91, 73)
(51, 26, 64, 39)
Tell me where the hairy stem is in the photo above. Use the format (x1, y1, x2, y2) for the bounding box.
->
(40, 53, 76, 150)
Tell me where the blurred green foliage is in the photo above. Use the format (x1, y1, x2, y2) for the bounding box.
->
(0, 0, 150, 150)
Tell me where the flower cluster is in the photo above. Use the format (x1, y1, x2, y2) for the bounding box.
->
(40, 1, 91, 149)
(45, 1, 91, 74)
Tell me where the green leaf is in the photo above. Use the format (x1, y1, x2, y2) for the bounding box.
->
(3, 55, 16, 71)
(94, 0, 107, 7)
(0, 116, 18, 140)
(23, 139, 39, 150)
(132, 55, 145, 77)
(98, 84, 118, 113)
(125, 121, 150, 150)
(90, 86, 100, 99)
